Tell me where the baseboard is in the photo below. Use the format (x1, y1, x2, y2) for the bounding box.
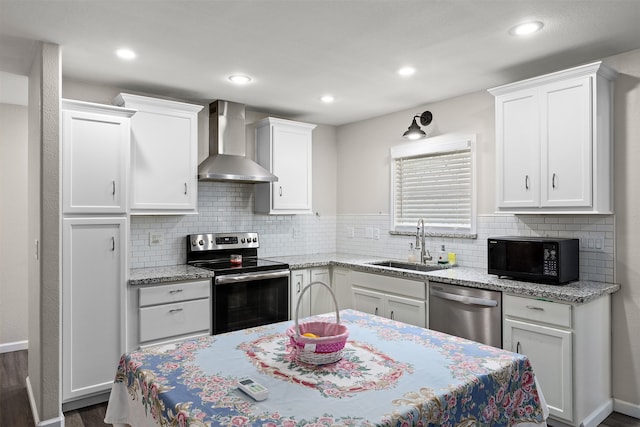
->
(546, 399, 614, 427)
(0, 339, 28, 353)
(613, 398, 640, 419)
(580, 399, 614, 427)
(26, 376, 65, 427)
(62, 391, 110, 412)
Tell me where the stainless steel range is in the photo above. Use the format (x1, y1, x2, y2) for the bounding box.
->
(186, 232, 290, 334)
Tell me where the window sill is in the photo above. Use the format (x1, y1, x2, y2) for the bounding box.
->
(389, 230, 477, 239)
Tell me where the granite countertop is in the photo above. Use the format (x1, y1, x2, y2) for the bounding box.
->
(128, 264, 215, 286)
(129, 253, 620, 304)
(267, 252, 620, 304)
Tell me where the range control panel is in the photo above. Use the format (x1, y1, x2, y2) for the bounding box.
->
(188, 232, 259, 252)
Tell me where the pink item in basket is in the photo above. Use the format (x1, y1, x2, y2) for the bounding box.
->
(287, 321, 349, 353)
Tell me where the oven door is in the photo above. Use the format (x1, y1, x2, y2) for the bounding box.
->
(213, 270, 290, 334)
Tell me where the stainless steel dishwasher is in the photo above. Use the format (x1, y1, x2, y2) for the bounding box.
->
(429, 281, 502, 348)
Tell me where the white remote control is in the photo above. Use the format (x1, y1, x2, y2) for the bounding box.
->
(237, 377, 268, 401)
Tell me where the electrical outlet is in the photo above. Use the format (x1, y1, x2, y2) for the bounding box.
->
(365, 227, 374, 239)
(373, 228, 380, 240)
(292, 227, 301, 239)
(346, 227, 355, 238)
(149, 232, 164, 246)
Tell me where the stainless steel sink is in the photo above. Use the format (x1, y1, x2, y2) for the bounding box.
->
(367, 260, 446, 272)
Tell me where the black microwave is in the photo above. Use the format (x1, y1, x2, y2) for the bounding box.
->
(488, 236, 579, 285)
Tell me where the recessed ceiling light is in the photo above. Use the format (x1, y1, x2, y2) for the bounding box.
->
(115, 48, 136, 60)
(510, 21, 544, 36)
(228, 74, 252, 85)
(321, 95, 335, 103)
(398, 67, 416, 77)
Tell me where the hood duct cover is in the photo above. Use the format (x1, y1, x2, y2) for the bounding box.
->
(198, 100, 278, 183)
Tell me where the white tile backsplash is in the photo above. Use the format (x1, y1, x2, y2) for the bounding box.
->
(129, 181, 337, 268)
(336, 213, 615, 282)
(130, 181, 615, 282)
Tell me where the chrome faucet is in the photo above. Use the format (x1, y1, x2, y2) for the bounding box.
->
(415, 219, 432, 264)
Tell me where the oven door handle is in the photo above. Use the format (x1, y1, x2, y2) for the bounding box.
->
(215, 270, 290, 285)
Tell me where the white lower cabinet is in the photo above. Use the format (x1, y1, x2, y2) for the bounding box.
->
(290, 267, 334, 319)
(503, 294, 612, 427)
(62, 217, 126, 403)
(131, 279, 211, 348)
(351, 271, 426, 328)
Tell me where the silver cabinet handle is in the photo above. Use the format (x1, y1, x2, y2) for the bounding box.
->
(374, 307, 379, 315)
(112, 180, 116, 197)
(169, 308, 183, 314)
(184, 182, 188, 195)
(169, 289, 183, 294)
(390, 310, 394, 320)
(297, 282, 301, 293)
(552, 173, 557, 189)
(525, 175, 529, 190)
(279, 186, 283, 197)
(516, 341, 522, 353)
(525, 305, 544, 311)
(111, 236, 115, 251)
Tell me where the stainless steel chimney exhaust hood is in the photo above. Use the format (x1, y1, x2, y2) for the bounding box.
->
(198, 100, 278, 183)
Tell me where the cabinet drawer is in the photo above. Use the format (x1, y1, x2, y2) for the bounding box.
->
(139, 298, 210, 342)
(504, 294, 572, 328)
(139, 280, 210, 306)
(351, 271, 425, 299)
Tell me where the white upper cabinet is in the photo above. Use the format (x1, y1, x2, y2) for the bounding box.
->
(114, 93, 203, 214)
(255, 117, 316, 214)
(61, 99, 136, 214)
(489, 61, 617, 213)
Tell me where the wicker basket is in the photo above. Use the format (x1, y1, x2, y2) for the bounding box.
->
(286, 281, 349, 365)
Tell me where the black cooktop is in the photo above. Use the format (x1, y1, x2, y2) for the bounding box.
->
(192, 257, 289, 275)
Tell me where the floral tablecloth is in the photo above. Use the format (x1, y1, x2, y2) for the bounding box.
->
(105, 309, 548, 427)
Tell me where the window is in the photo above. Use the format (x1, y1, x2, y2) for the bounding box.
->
(390, 134, 476, 235)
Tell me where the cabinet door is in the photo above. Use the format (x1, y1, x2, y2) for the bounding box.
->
(271, 124, 312, 211)
(386, 294, 426, 328)
(352, 287, 385, 318)
(541, 76, 592, 207)
(62, 109, 129, 213)
(62, 217, 126, 401)
(496, 88, 540, 208)
(309, 268, 333, 315)
(130, 109, 197, 212)
(504, 318, 573, 422)
(332, 268, 352, 310)
(290, 270, 310, 319)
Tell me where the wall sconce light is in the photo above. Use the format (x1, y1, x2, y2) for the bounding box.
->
(403, 111, 433, 140)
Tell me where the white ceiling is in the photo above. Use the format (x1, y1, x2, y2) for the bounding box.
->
(1, 0, 640, 125)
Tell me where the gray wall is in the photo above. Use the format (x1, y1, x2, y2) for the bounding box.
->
(28, 42, 62, 425)
(336, 90, 496, 215)
(0, 103, 28, 349)
(605, 50, 640, 413)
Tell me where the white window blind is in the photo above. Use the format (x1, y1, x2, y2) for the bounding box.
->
(390, 135, 475, 234)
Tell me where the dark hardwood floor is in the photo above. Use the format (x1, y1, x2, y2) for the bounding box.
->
(2, 350, 639, 426)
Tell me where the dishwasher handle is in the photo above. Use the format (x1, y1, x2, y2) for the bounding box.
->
(430, 288, 499, 307)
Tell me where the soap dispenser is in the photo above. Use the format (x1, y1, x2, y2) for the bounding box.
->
(437, 244, 448, 264)
(408, 243, 417, 263)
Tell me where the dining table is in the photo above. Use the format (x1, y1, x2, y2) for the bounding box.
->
(104, 309, 548, 427)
